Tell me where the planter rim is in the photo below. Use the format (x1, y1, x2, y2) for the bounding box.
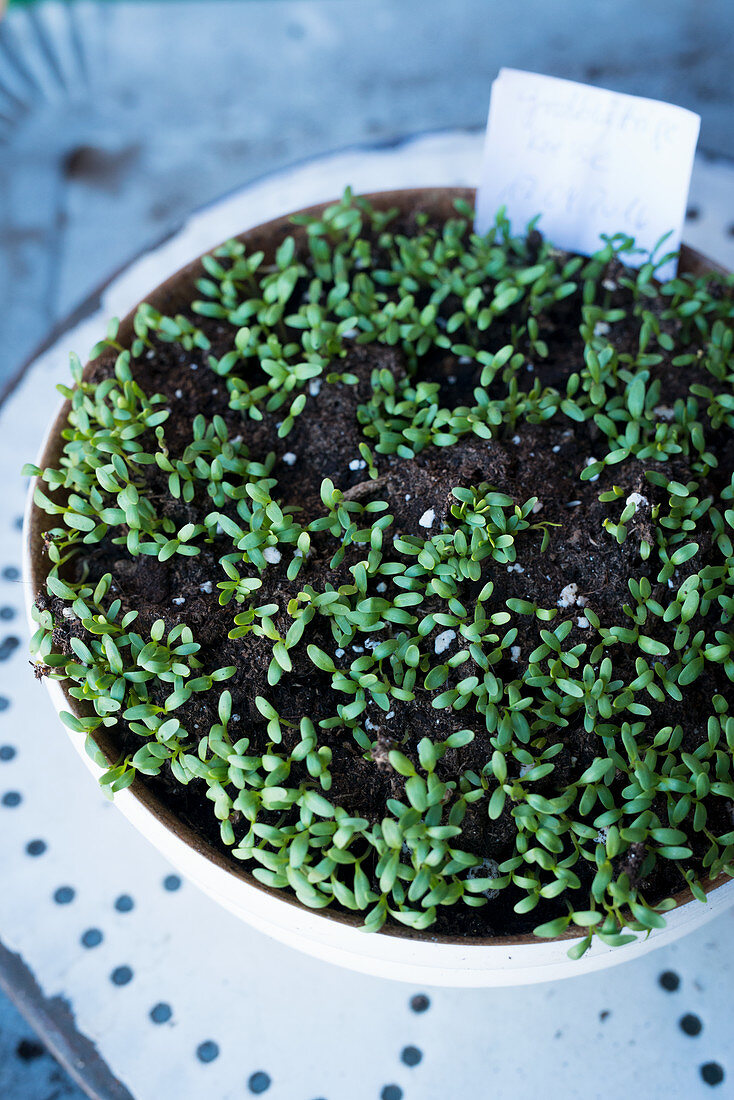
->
(23, 185, 732, 960)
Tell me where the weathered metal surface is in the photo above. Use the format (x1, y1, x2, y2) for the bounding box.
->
(0, 940, 133, 1099)
(0, 1, 733, 1091)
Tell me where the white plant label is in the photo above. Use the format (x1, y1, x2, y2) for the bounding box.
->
(476, 69, 700, 281)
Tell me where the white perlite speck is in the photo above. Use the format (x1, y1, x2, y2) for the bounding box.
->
(174, 389, 183, 399)
(376, 582, 387, 593)
(626, 491, 649, 509)
(653, 405, 675, 420)
(510, 645, 521, 662)
(577, 616, 590, 629)
(419, 508, 435, 529)
(593, 321, 611, 337)
(199, 581, 213, 594)
(61, 607, 77, 620)
(308, 379, 322, 397)
(335, 648, 345, 658)
(584, 456, 600, 482)
(172, 596, 185, 606)
(434, 629, 455, 656)
(263, 547, 281, 564)
(557, 582, 586, 609)
(282, 452, 297, 466)
(602, 279, 617, 292)
(349, 458, 367, 471)
(552, 444, 561, 453)
(506, 563, 524, 574)
(532, 501, 543, 514)
(512, 434, 521, 445)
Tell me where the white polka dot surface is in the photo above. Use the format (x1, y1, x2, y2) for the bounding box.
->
(1, 133, 733, 1099)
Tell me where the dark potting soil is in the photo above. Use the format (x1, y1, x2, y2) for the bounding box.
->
(37, 240, 733, 939)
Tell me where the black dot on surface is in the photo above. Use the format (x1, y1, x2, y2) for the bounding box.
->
(248, 1072, 271, 1094)
(727, 224, 734, 238)
(114, 894, 134, 913)
(26, 839, 46, 856)
(2, 566, 19, 581)
(680, 1013, 703, 1037)
(53, 885, 75, 904)
(0, 744, 16, 760)
(0, 697, 10, 712)
(150, 1002, 172, 1024)
(401, 1045, 422, 1067)
(659, 970, 680, 992)
(0, 606, 15, 621)
(0, 637, 20, 661)
(685, 206, 700, 222)
(381, 1087, 403, 1100)
(16, 1038, 44, 1062)
(701, 1063, 725, 1087)
(163, 874, 181, 892)
(111, 966, 133, 986)
(81, 928, 103, 948)
(410, 993, 430, 1013)
(2, 790, 21, 807)
(13, 517, 22, 531)
(196, 1041, 219, 1064)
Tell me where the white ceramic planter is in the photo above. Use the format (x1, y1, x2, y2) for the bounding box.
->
(22, 189, 734, 987)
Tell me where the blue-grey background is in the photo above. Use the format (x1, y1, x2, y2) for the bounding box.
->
(1, 0, 734, 395)
(0, 1, 732, 1095)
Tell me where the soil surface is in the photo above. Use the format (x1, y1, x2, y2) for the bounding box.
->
(36, 231, 733, 938)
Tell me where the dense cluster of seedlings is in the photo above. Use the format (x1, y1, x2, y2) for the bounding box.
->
(26, 190, 734, 955)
